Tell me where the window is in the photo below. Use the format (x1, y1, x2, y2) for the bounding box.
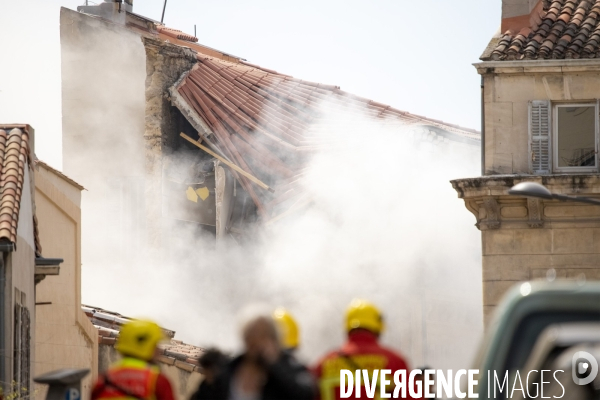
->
(529, 101, 599, 174)
(13, 289, 30, 398)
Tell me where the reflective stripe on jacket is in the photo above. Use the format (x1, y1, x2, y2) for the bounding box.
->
(93, 357, 161, 400)
(313, 331, 413, 400)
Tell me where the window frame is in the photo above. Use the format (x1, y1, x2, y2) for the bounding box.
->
(552, 102, 599, 174)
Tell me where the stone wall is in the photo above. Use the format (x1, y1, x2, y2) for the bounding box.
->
(478, 61, 600, 175)
(452, 174, 600, 326)
(142, 38, 197, 249)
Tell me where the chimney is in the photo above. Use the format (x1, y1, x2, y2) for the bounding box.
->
(77, 0, 132, 23)
(122, 0, 133, 13)
(501, 0, 543, 34)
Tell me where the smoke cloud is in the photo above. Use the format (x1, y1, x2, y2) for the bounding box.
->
(60, 13, 482, 371)
(81, 105, 482, 372)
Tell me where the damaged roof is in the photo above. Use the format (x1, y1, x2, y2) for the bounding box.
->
(171, 54, 480, 220)
(75, 4, 243, 63)
(487, 0, 600, 60)
(83, 305, 205, 373)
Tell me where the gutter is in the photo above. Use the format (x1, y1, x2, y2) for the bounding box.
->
(0, 243, 12, 386)
(0, 253, 5, 387)
(35, 257, 64, 266)
(481, 76, 485, 176)
(35, 257, 63, 284)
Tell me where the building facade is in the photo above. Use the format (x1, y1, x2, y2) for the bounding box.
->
(33, 161, 98, 400)
(452, 0, 600, 325)
(0, 125, 52, 399)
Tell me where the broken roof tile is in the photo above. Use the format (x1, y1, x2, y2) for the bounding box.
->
(84, 305, 206, 369)
(173, 55, 481, 220)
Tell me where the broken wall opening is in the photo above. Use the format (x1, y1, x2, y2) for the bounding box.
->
(143, 38, 258, 245)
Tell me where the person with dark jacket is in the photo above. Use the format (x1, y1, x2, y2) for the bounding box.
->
(190, 348, 229, 400)
(194, 312, 315, 400)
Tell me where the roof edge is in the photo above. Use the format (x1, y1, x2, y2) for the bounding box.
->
(480, 29, 502, 61)
(474, 58, 600, 74)
(35, 160, 85, 190)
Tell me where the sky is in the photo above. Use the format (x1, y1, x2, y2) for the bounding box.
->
(0, 0, 500, 169)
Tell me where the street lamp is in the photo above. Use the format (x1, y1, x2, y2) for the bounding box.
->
(508, 182, 600, 205)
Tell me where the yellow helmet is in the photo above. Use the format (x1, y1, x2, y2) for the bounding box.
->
(273, 308, 299, 350)
(115, 319, 164, 361)
(345, 299, 384, 334)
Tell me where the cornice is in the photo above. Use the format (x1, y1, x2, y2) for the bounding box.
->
(474, 59, 600, 75)
(451, 174, 600, 230)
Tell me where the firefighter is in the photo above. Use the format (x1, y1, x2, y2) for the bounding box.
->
(312, 299, 413, 400)
(91, 319, 175, 400)
(272, 307, 300, 352)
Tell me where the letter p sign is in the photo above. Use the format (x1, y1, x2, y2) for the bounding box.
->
(65, 388, 80, 400)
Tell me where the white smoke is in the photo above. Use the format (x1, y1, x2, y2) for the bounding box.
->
(98, 105, 483, 372)
(57, 11, 483, 371)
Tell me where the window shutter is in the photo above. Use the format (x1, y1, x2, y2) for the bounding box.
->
(529, 100, 551, 174)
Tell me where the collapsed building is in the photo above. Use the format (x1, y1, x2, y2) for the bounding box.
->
(59, 0, 482, 371)
(61, 1, 479, 247)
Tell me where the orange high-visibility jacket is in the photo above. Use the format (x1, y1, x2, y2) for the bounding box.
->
(92, 357, 175, 400)
(313, 330, 415, 400)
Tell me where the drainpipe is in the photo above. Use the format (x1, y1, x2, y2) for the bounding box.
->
(0, 242, 13, 391)
(481, 76, 486, 176)
(0, 252, 5, 388)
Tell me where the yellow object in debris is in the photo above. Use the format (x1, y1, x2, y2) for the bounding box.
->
(196, 187, 210, 201)
(186, 186, 198, 203)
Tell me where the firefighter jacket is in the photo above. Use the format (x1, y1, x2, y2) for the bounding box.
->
(312, 330, 414, 400)
(91, 357, 175, 400)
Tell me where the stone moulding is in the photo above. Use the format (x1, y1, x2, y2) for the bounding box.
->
(527, 198, 544, 228)
(482, 197, 501, 229)
(450, 174, 600, 230)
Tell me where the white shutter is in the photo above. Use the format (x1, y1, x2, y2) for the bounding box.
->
(529, 100, 551, 174)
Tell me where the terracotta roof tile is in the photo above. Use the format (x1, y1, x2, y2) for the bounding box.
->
(83, 305, 205, 370)
(0, 126, 38, 253)
(173, 55, 480, 220)
(489, 0, 600, 60)
(157, 26, 198, 43)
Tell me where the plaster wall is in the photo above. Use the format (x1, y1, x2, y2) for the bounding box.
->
(33, 166, 98, 400)
(61, 7, 146, 183)
(482, 71, 600, 175)
(9, 166, 37, 393)
(60, 6, 150, 265)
